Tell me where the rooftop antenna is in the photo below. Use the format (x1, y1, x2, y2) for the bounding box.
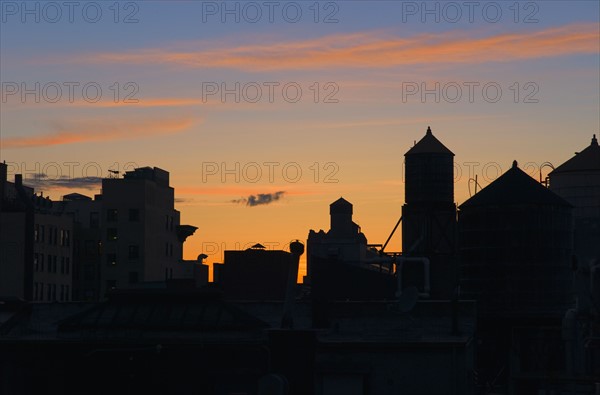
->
(539, 162, 554, 187)
(468, 175, 482, 197)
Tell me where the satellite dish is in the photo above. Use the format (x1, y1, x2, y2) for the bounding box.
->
(396, 286, 418, 313)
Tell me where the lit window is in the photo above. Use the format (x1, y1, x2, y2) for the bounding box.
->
(106, 253, 117, 266)
(107, 228, 118, 241)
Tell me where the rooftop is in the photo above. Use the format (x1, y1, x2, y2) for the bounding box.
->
(405, 126, 454, 156)
(550, 134, 600, 174)
(330, 197, 353, 214)
(460, 161, 572, 208)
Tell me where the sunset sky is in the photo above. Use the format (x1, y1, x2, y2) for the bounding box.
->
(1, 1, 599, 280)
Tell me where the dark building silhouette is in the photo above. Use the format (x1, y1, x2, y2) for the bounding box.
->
(100, 167, 196, 296)
(0, 290, 272, 395)
(402, 127, 457, 298)
(460, 160, 573, 313)
(307, 198, 396, 304)
(549, 134, 600, 267)
(459, 160, 574, 392)
(1, 163, 74, 302)
(61, 192, 103, 301)
(306, 198, 370, 279)
(213, 244, 297, 301)
(549, 135, 600, 384)
(0, 289, 477, 395)
(6, 130, 599, 394)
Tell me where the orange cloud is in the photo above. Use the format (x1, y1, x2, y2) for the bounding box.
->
(2, 116, 197, 149)
(68, 23, 598, 71)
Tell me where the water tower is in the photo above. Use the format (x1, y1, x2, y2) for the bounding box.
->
(402, 126, 457, 298)
(459, 161, 574, 390)
(549, 134, 600, 266)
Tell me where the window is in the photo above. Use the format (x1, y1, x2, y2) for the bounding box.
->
(107, 209, 118, 222)
(65, 286, 69, 301)
(84, 265, 95, 281)
(53, 228, 58, 245)
(61, 257, 65, 274)
(165, 215, 169, 230)
(106, 280, 117, 290)
(106, 253, 117, 266)
(128, 245, 139, 260)
(53, 256, 58, 273)
(129, 209, 140, 222)
(47, 283, 52, 301)
(65, 258, 70, 274)
(39, 254, 44, 271)
(39, 283, 44, 301)
(40, 225, 45, 242)
(90, 212, 99, 228)
(47, 255, 52, 272)
(52, 284, 56, 301)
(84, 240, 95, 255)
(47, 227, 52, 244)
(169, 243, 173, 257)
(60, 285, 64, 302)
(128, 272, 139, 284)
(61, 230, 70, 246)
(34, 253, 39, 271)
(34, 283, 38, 300)
(107, 228, 118, 241)
(165, 242, 169, 256)
(34, 224, 39, 242)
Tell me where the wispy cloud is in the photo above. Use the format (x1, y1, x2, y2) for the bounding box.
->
(25, 174, 101, 190)
(65, 98, 204, 108)
(2, 116, 197, 149)
(66, 23, 598, 71)
(232, 191, 286, 207)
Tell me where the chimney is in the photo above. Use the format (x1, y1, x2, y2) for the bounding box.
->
(281, 240, 305, 329)
(0, 162, 7, 184)
(15, 174, 23, 188)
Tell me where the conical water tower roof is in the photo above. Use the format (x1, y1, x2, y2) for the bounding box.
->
(460, 161, 572, 208)
(405, 126, 454, 156)
(550, 134, 600, 174)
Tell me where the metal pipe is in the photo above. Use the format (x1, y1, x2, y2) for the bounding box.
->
(396, 257, 430, 298)
(365, 256, 430, 298)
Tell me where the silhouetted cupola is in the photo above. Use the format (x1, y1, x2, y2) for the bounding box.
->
(404, 126, 455, 204)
